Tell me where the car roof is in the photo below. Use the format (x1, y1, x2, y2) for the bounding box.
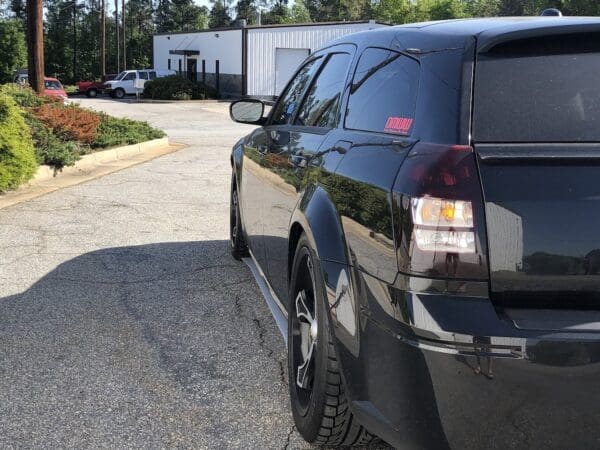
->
(44, 77, 60, 82)
(328, 16, 600, 53)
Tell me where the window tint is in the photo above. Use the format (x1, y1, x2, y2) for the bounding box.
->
(295, 53, 351, 128)
(270, 57, 321, 126)
(123, 72, 136, 81)
(138, 71, 149, 80)
(149, 71, 157, 80)
(346, 48, 419, 136)
(474, 35, 600, 142)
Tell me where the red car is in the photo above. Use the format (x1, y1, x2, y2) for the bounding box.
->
(44, 77, 68, 102)
(77, 75, 116, 97)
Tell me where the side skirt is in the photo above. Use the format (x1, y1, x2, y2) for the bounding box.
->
(243, 256, 289, 344)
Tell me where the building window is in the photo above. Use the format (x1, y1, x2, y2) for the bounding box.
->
(178, 59, 182, 72)
(168, 59, 171, 70)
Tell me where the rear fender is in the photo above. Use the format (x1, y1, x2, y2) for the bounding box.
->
(290, 184, 362, 379)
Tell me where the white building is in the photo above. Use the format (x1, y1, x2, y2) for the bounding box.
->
(153, 21, 388, 98)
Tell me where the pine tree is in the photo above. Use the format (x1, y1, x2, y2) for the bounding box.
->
(209, 0, 232, 28)
(236, 0, 258, 24)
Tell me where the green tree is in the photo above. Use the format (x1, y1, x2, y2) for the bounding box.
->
(236, 0, 258, 24)
(261, 0, 289, 24)
(304, 0, 371, 22)
(124, 0, 154, 68)
(463, 0, 501, 17)
(172, 0, 208, 31)
(429, 0, 466, 19)
(375, 0, 412, 23)
(209, 0, 232, 28)
(289, 0, 311, 23)
(155, 0, 174, 32)
(0, 19, 26, 82)
(9, 0, 24, 20)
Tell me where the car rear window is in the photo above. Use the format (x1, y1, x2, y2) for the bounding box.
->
(345, 47, 419, 136)
(474, 34, 600, 142)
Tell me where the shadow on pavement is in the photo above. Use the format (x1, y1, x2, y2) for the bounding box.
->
(0, 240, 294, 448)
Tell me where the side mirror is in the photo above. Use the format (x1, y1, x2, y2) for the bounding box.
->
(230, 99, 266, 125)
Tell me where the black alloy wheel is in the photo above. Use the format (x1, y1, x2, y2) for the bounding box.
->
(288, 233, 376, 447)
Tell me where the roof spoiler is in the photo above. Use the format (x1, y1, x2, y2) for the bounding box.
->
(477, 22, 600, 53)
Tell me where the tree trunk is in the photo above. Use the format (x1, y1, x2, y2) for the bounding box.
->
(26, 0, 44, 93)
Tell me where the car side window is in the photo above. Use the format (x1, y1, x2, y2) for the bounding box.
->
(149, 71, 157, 80)
(138, 71, 149, 80)
(270, 57, 322, 126)
(294, 53, 352, 129)
(124, 72, 136, 81)
(345, 48, 420, 136)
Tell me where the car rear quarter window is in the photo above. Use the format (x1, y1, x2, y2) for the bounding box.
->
(345, 48, 420, 136)
(474, 34, 600, 142)
(270, 57, 322, 126)
(295, 53, 352, 129)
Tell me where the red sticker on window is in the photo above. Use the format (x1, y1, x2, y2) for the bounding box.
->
(384, 117, 413, 135)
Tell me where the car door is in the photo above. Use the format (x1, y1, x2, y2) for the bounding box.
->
(240, 56, 323, 275)
(120, 71, 136, 93)
(261, 48, 355, 304)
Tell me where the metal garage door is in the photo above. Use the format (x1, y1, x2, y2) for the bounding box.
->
(274, 48, 310, 95)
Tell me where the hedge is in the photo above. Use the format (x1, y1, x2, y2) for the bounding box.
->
(0, 94, 37, 191)
(143, 75, 218, 100)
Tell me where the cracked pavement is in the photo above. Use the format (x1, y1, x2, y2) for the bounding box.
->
(0, 99, 317, 449)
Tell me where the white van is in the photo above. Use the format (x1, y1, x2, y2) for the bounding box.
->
(104, 69, 175, 98)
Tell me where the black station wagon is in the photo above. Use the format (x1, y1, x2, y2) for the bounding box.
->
(229, 17, 600, 449)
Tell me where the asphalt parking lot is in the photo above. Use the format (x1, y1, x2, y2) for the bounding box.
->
(0, 98, 313, 449)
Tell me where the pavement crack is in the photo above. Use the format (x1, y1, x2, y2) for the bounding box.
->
(282, 425, 295, 450)
(235, 294, 287, 387)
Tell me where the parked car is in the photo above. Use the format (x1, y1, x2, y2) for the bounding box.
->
(104, 69, 175, 99)
(229, 16, 600, 449)
(43, 77, 68, 102)
(12, 72, 67, 103)
(76, 74, 116, 98)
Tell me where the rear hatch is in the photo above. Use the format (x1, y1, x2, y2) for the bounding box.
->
(473, 32, 600, 310)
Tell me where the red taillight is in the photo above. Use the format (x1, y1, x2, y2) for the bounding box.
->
(392, 143, 488, 279)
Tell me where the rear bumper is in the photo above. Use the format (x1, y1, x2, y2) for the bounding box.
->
(345, 273, 600, 449)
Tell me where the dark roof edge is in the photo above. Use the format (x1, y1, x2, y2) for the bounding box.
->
(154, 20, 390, 37)
(477, 22, 600, 52)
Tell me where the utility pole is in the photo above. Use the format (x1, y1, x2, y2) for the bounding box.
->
(72, 0, 78, 82)
(101, 0, 106, 77)
(122, 0, 126, 70)
(26, 0, 44, 93)
(115, 0, 120, 73)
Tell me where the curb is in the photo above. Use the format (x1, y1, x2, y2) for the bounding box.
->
(31, 137, 170, 183)
(0, 138, 186, 210)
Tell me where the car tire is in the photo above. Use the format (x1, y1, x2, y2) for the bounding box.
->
(114, 88, 125, 99)
(86, 88, 98, 98)
(288, 234, 376, 447)
(230, 175, 248, 260)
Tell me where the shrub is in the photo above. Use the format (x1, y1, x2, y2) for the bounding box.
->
(25, 114, 81, 171)
(92, 114, 165, 148)
(143, 75, 218, 100)
(33, 103, 101, 143)
(0, 83, 50, 108)
(0, 94, 37, 191)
